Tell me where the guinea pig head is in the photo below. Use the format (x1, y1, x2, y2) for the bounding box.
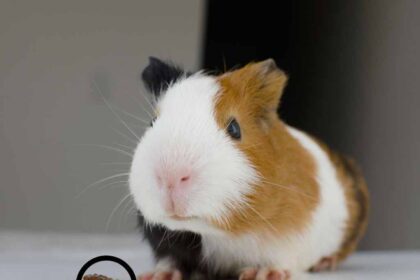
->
(129, 57, 288, 234)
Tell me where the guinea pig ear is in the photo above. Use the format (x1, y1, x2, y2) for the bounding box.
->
(141, 57, 188, 98)
(248, 58, 288, 109)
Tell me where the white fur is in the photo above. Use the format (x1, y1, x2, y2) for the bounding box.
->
(129, 73, 257, 233)
(285, 127, 349, 269)
(155, 257, 175, 271)
(199, 126, 349, 273)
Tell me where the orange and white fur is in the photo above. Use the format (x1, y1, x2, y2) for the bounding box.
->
(130, 58, 369, 279)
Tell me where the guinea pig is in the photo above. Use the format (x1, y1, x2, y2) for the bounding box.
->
(129, 57, 369, 280)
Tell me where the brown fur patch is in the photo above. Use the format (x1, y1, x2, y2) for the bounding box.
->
(209, 60, 320, 236)
(326, 149, 369, 261)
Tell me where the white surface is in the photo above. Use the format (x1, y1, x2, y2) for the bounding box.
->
(0, 231, 419, 280)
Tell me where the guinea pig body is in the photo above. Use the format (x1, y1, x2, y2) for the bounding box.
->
(130, 58, 369, 279)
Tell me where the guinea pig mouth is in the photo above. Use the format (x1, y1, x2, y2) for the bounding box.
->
(169, 214, 196, 221)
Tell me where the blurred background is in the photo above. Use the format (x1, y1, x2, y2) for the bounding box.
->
(1, 0, 419, 252)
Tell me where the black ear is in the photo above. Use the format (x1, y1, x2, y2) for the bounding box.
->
(141, 57, 187, 97)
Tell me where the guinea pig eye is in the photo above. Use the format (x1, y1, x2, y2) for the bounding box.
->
(226, 118, 241, 140)
(150, 117, 157, 127)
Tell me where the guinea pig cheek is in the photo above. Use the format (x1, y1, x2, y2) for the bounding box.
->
(129, 141, 167, 222)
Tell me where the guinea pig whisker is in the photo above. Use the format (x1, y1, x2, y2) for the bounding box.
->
(76, 172, 130, 198)
(131, 94, 155, 120)
(145, 95, 157, 114)
(115, 106, 150, 126)
(93, 80, 141, 141)
(157, 228, 169, 250)
(168, 230, 178, 248)
(97, 180, 128, 191)
(112, 127, 138, 145)
(109, 170, 130, 174)
(125, 204, 138, 217)
(100, 162, 131, 165)
(105, 193, 133, 232)
(246, 204, 280, 235)
(76, 144, 133, 158)
(122, 206, 138, 228)
(137, 82, 158, 115)
(187, 232, 200, 250)
(260, 179, 317, 201)
(118, 196, 135, 230)
(113, 143, 135, 152)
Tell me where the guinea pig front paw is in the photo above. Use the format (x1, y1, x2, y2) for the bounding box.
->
(137, 269, 182, 280)
(239, 267, 290, 280)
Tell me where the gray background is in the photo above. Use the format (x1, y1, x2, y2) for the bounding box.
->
(0, 0, 419, 250)
(355, 0, 420, 249)
(0, 0, 205, 233)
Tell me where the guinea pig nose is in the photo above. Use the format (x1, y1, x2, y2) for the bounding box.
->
(165, 173, 191, 189)
(180, 175, 190, 182)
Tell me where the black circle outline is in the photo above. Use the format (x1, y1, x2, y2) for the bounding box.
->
(76, 255, 136, 280)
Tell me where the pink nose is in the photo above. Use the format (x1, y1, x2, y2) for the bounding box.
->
(156, 169, 193, 215)
(167, 174, 190, 189)
(157, 172, 191, 190)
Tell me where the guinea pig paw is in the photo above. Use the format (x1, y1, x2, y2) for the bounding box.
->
(309, 255, 338, 272)
(239, 267, 290, 280)
(137, 269, 182, 280)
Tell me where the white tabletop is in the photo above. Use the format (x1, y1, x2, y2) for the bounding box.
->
(1, 231, 419, 280)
